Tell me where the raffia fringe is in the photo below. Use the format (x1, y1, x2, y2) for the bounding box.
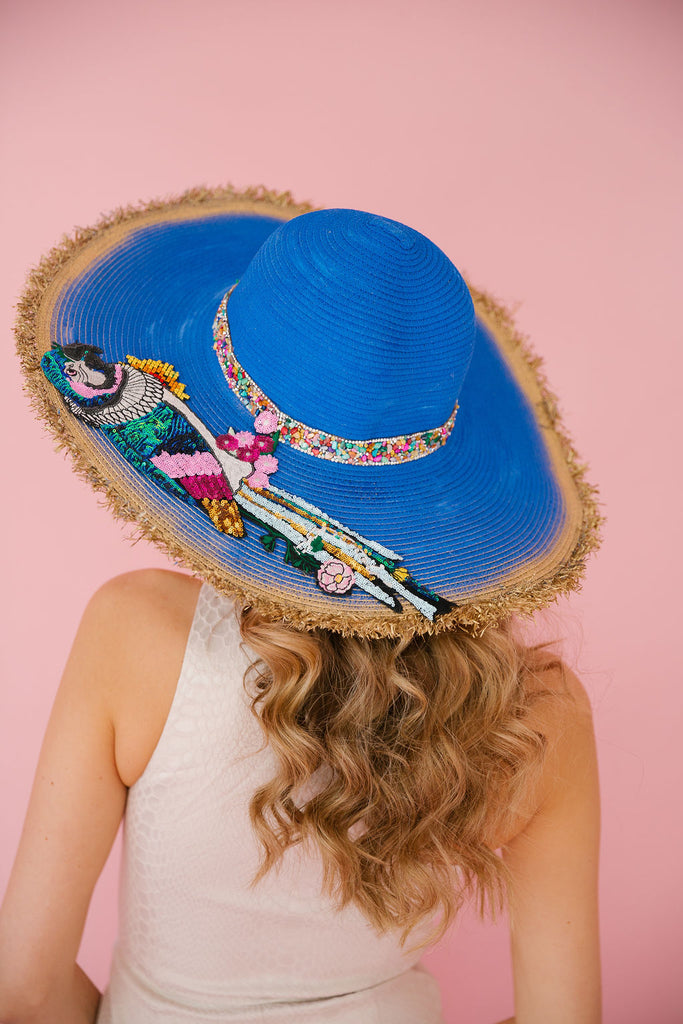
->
(14, 184, 604, 639)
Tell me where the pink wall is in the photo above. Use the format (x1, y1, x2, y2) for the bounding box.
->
(1, 0, 681, 1020)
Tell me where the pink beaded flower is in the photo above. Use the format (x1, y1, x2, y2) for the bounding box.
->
(216, 431, 273, 462)
(216, 432, 241, 452)
(254, 454, 278, 475)
(246, 453, 279, 489)
(317, 558, 355, 594)
(254, 410, 279, 433)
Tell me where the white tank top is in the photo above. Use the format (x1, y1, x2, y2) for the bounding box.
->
(96, 582, 443, 1023)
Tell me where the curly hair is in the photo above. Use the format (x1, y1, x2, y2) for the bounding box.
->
(238, 608, 565, 947)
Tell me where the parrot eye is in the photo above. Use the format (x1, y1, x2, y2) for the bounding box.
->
(64, 364, 77, 377)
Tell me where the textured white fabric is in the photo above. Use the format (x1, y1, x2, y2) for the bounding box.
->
(97, 582, 444, 1023)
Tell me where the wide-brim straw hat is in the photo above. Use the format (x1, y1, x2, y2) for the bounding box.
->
(15, 186, 602, 638)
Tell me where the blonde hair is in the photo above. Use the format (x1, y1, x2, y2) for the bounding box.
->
(239, 608, 563, 946)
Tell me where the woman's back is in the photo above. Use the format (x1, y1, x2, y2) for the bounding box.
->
(0, 566, 600, 1024)
(97, 577, 443, 1023)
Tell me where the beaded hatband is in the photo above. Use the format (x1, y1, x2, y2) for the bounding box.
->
(213, 289, 458, 466)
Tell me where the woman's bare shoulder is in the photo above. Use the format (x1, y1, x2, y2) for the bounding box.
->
(523, 657, 595, 764)
(82, 569, 204, 786)
(530, 659, 597, 811)
(88, 567, 202, 627)
(497, 658, 596, 845)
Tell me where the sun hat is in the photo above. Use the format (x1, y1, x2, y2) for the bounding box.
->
(15, 185, 602, 638)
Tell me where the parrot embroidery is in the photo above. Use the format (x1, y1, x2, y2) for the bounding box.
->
(41, 343, 453, 621)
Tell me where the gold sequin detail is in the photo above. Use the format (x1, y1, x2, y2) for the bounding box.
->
(126, 356, 190, 400)
(200, 498, 244, 536)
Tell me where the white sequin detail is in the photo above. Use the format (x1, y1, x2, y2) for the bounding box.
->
(69, 365, 164, 425)
(96, 583, 443, 1024)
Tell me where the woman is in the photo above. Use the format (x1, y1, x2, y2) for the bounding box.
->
(0, 191, 602, 1023)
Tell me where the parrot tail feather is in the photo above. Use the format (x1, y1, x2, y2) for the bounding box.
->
(200, 497, 245, 537)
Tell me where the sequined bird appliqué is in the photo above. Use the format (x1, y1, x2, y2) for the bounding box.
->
(41, 343, 452, 621)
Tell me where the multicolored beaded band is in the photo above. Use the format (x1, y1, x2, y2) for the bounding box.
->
(212, 289, 458, 466)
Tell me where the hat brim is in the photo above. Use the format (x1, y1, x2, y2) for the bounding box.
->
(16, 187, 602, 637)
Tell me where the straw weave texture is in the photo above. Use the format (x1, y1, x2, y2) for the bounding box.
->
(14, 186, 603, 637)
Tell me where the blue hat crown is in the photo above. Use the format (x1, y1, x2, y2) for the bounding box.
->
(226, 209, 476, 440)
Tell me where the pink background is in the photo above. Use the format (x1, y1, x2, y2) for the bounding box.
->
(1, 0, 681, 1020)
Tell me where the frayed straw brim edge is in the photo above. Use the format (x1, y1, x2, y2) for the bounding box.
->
(14, 185, 604, 639)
